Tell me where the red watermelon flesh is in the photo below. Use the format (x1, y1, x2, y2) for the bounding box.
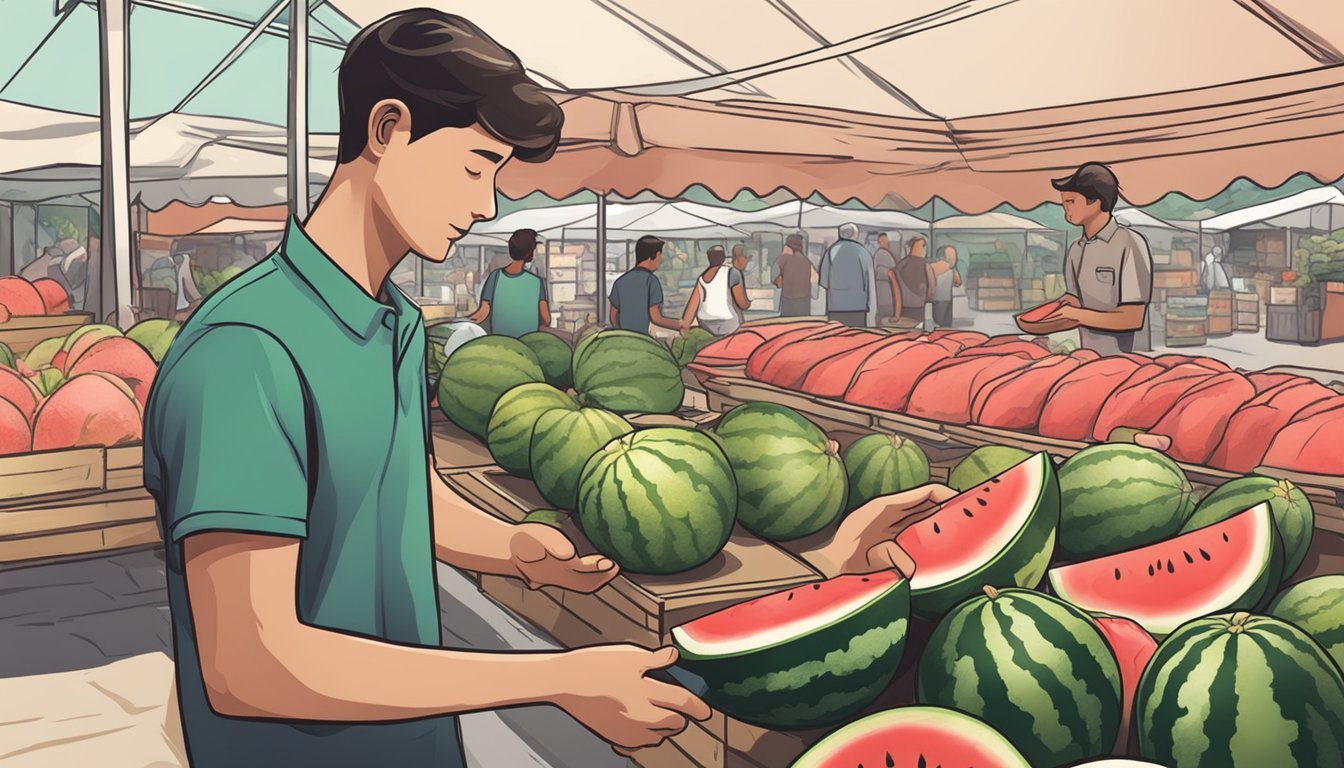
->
(973, 355, 1082, 429)
(1048, 504, 1277, 636)
(1153, 354, 1231, 373)
(31, 278, 70, 315)
(1247, 372, 1300, 394)
(1208, 381, 1339, 472)
(693, 321, 830, 367)
(1090, 363, 1215, 443)
(957, 340, 1051, 360)
(905, 354, 1035, 423)
(672, 570, 903, 654)
(925, 330, 989, 354)
(1037, 357, 1144, 440)
(790, 707, 1031, 768)
(0, 367, 43, 424)
(745, 324, 851, 380)
(1262, 403, 1344, 475)
(844, 342, 954, 412)
(757, 330, 885, 390)
(799, 334, 920, 399)
(1146, 372, 1258, 464)
(1018, 299, 1064, 323)
(64, 337, 157, 409)
(1071, 349, 1102, 363)
(1091, 614, 1158, 754)
(0, 277, 45, 316)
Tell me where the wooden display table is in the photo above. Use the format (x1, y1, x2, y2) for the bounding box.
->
(0, 312, 94, 355)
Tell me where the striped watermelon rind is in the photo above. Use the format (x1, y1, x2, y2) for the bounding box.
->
(530, 407, 634, 510)
(948, 445, 1033, 492)
(1136, 612, 1344, 768)
(486, 383, 578, 477)
(713, 402, 848, 541)
(1182, 475, 1314, 579)
(573, 330, 684, 414)
(843, 434, 931, 511)
(577, 427, 736, 574)
(917, 587, 1123, 767)
(519, 331, 574, 390)
(673, 573, 910, 730)
(790, 706, 1031, 768)
(1267, 575, 1344, 673)
(438, 336, 545, 438)
(1056, 444, 1196, 561)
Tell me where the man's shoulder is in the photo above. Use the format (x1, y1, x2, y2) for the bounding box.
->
(1114, 224, 1152, 252)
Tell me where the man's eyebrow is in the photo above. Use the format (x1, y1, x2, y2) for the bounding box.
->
(472, 149, 505, 164)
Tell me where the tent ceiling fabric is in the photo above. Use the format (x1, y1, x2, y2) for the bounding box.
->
(345, 0, 1344, 212)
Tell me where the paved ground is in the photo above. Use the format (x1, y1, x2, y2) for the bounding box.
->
(0, 549, 627, 768)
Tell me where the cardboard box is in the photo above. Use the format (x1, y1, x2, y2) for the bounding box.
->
(1153, 269, 1198, 289)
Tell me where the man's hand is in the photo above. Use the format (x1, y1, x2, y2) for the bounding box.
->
(552, 645, 712, 756)
(1043, 303, 1081, 323)
(808, 484, 959, 578)
(510, 523, 619, 593)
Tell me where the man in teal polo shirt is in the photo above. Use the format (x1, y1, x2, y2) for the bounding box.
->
(467, 227, 551, 337)
(143, 10, 949, 768)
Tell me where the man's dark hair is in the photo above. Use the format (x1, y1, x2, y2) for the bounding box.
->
(907, 235, 927, 253)
(1052, 162, 1120, 213)
(337, 10, 563, 165)
(785, 234, 805, 253)
(705, 245, 727, 267)
(508, 228, 540, 261)
(730, 244, 746, 259)
(635, 235, 665, 264)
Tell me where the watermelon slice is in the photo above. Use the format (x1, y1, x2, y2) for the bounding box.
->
(1017, 298, 1064, 324)
(672, 570, 910, 729)
(790, 705, 1031, 768)
(1048, 503, 1281, 637)
(1090, 613, 1158, 754)
(895, 452, 1060, 616)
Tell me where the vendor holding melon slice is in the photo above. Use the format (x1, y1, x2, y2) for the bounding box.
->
(1027, 162, 1153, 356)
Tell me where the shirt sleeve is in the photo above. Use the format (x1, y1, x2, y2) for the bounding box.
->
(1064, 245, 1080, 297)
(818, 248, 831, 289)
(1120, 233, 1154, 305)
(480, 270, 498, 303)
(147, 325, 310, 543)
(536, 274, 548, 302)
(729, 268, 744, 289)
(649, 273, 664, 307)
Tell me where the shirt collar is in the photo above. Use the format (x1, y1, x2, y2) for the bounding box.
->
(279, 216, 405, 340)
(1086, 216, 1121, 243)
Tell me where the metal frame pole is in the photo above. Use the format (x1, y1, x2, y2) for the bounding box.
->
(596, 192, 608, 326)
(99, 0, 133, 328)
(287, 0, 309, 222)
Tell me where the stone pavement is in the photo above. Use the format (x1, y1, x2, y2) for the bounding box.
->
(0, 549, 628, 768)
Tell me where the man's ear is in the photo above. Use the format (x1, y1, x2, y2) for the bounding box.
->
(366, 99, 411, 160)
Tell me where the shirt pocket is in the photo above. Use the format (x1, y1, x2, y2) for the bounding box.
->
(1095, 267, 1116, 286)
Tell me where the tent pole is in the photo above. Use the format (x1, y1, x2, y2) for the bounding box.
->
(287, 0, 310, 222)
(596, 192, 608, 327)
(99, 0, 133, 329)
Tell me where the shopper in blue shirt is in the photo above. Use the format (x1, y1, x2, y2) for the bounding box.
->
(609, 235, 682, 335)
(818, 223, 874, 327)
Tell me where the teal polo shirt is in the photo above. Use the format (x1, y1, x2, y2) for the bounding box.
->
(143, 218, 463, 767)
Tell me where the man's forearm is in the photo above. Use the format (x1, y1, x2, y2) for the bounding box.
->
(1073, 305, 1146, 332)
(216, 623, 570, 721)
(431, 467, 519, 574)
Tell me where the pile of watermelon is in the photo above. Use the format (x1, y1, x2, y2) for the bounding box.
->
(694, 319, 1344, 477)
(1, 319, 179, 456)
(0, 275, 74, 321)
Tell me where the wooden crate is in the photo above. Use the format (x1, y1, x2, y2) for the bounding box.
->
(0, 312, 93, 355)
(975, 298, 1020, 312)
(1208, 316, 1234, 337)
(1153, 270, 1197, 290)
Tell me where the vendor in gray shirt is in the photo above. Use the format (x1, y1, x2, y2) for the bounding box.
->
(818, 223, 874, 327)
(1035, 163, 1153, 356)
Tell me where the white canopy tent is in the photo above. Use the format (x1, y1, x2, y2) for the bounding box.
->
(728, 201, 927, 233)
(477, 201, 748, 241)
(1114, 208, 1197, 232)
(1200, 187, 1344, 233)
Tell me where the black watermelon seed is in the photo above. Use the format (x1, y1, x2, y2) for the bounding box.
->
(963, 508, 975, 518)
(1200, 548, 1211, 560)
(1148, 564, 1155, 576)
(1114, 568, 1121, 580)
(862, 577, 870, 582)
(977, 497, 989, 507)
(933, 522, 942, 534)
(787, 593, 793, 601)
(1166, 559, 1175, 573)
(991, 477, 1001, 484)
(813, 583, 821, 590)
(886, 753, 895, 768)
(918, 755, 927, 768)
(1223, 532, 1230, 542)
(1184, 551, 1194, 564)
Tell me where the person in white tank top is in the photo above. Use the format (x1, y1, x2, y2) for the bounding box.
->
(681, 245, 750, 336)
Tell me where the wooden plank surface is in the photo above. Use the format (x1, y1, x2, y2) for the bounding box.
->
(0, 489, 156, 539)
(0, 519, 158, 563)
(0, 447, 106, 505)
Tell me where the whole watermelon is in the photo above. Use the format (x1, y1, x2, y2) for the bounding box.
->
(437, 336, 544, 439)
(1182, 475, 1314, 579)
(948, 445, 1032, 492)
(1056, 444, 1195, 561)
(671, 327, 716, 367)
(843, 433, 930, 511)
(519, 331, 573, 390)
(1267, 575, 1344, 672)
(426, 320, 486, 390)
(918, 586, 1122, 767)
(125, 319, 181, 363)
(577, 427, 736, 574)
(573, 330, 684, 414)
(531, 407, 634, 510)
(714, 402, 847, 540)
(0, 342, 13, 370)
(1136, 612, 1344, 768)
(486, 383, 578, 477)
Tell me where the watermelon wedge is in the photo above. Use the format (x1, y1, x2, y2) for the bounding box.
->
(790, 706, 1031, 768)
(895, 452, 1060, 616)
(1048, 503, 1281, 637)
(1091, 613, 1158, 754)
(672, 570, 910, 729)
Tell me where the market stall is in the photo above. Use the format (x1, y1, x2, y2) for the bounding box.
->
(930, 212, 1066, 312)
